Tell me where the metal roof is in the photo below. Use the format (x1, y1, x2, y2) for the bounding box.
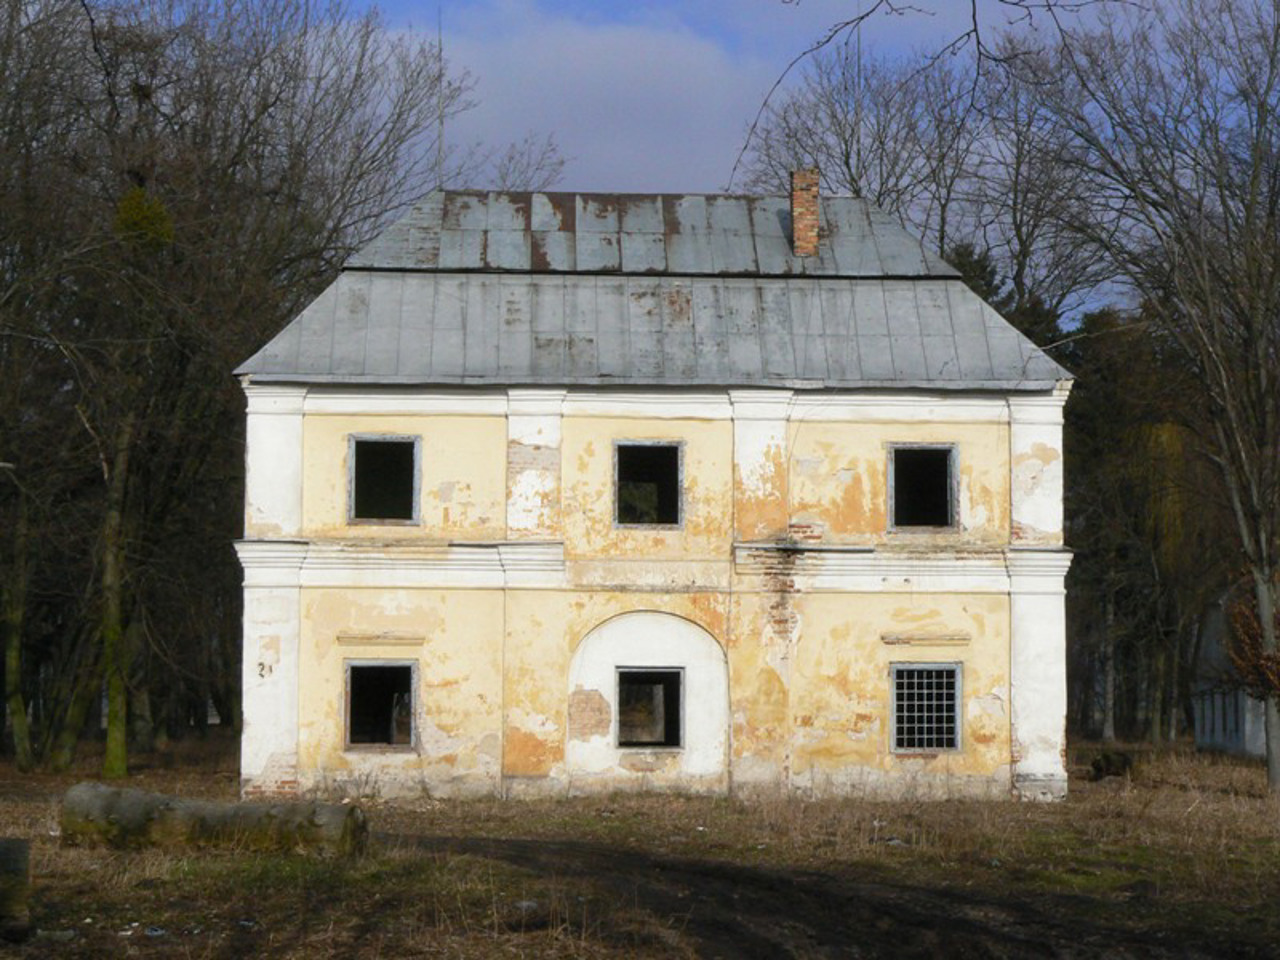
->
(237, 190, 1070, 390)
(238, 273, 1069, 390)
(344, 191, 961, 278)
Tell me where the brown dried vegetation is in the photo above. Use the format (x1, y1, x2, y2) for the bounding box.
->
(1, 741, 1277, 957)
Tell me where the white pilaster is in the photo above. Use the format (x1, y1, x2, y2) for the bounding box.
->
(1008, 384, 1070, 545)
(506, 389, 565, 539)
(243, 383, 307, 538)
(1008, 549, 1072, 801)
(730, 390, 793, 542)
(235, 541, 306, 794)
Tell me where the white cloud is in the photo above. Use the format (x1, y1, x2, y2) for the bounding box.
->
(443, 0, 781, 191)
(425, 0, 1079, 194)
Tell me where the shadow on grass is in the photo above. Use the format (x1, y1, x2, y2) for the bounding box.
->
(382, 831, 1264, 959)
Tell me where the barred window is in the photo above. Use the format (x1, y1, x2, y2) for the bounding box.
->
(892, 664, 960, 752)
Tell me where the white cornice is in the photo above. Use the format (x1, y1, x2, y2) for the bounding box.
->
(251, 386, 1061, 423)
(243, 384, 307, 416)
(1006, 549, 1073, 594)
(237, 539, 567, 589)
(237, 540, 1071, 595)
(732, 547, 1014, 593)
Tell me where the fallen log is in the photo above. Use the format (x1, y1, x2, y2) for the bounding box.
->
(61, 782, 367, 856)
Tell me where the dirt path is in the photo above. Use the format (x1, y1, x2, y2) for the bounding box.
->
(391, 833, 1256, 959)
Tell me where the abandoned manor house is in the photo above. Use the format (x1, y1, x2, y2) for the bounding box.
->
(234, 173, 1073, 801)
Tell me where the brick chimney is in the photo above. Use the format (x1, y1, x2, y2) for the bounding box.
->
(790, 168, 820, 258)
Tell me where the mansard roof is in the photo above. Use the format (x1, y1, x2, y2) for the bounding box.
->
(237, 190, 1071, 390)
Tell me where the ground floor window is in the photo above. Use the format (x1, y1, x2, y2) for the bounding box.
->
(617, 669, 682, 747)
(892, 663, 960, 752)
(347, 662, 414, 747)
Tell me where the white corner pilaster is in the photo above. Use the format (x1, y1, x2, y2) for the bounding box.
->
(1008, 549, 1072, 801)
(506, 389, 566, 540)
(243, 382, 307, 539)
(730, 390, 793, 542)
(1008, 384, 1070, 546)
(235, 540, 307, 795)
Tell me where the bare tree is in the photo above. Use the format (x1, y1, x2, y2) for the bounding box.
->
(742, 48, 986, 255)
(1036, 0, 1280, 786)
(0, 0, 538, 776)
(484, 131, 567, 192)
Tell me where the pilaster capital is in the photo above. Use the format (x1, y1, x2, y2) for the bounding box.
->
(729, 389, 793, 421)
(242, 382, 307, 416)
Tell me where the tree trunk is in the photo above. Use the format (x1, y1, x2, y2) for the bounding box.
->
(47, 647, 101, 773)
(1250, 569, 1280, 791)
(1102, 593, 1117, 743)
(61, 782, 367, 856)
(1150, 643, 1166, 746)
(2, 496, 33, 771)
(101, 414, 135, 780)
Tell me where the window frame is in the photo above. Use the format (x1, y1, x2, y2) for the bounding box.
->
(615, 666, 685, 750)
(890, 662, 962, 754)
(887, 443, 958, 531)
(347, 433, 422, 526)
(612, 439, 685, 529)
(344, 659, 418, 752)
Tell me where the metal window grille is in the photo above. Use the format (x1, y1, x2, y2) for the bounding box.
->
(893, 665, 959, 751)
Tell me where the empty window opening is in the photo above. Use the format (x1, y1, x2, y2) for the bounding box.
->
(347, 664, 414, 746)
(617, 669, 682, 747)
(892, 446, 954, 528)
(892, 664, 959, 752)
(616, 443, 681, 525)
(352, 437, 417, 522)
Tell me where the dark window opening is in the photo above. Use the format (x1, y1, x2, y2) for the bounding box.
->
(892, 447, 953, 527)
(353, 438, 416, 521)
(618, 669, 681, 747)
(348, 664, 413, 746)
(893, 664, 959, 751)
(616, 443, 680, 525)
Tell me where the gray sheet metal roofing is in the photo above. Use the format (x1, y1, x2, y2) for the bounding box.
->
(238, 190, 1071, 390)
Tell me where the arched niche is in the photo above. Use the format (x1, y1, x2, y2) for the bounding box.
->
(566, 611, 729, 788)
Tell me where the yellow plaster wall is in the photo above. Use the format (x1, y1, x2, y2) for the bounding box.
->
(726, 591, 1010, 786)
(300, 414, 507, 539)
(560, 417, 734, 560)
(788, 593, 1010, 780)
(500, 590, 729, 780)
(788, 420, 1010, 544)
(296, 588, 504, 785)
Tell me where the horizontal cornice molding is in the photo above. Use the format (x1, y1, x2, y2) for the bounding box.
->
(241, 384, 1051, 423)
(237, 540, 1070, 594)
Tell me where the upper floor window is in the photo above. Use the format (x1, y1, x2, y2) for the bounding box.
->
(350, 435, 419, 523)
(890, 445, 955, 529)
(615, 441, 682, 526)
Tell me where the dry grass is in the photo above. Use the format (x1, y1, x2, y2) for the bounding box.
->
(2, 741, 1278, 957)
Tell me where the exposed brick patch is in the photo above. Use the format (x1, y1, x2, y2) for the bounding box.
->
(790, 168, 820, 258)
(568, 687, 611, 740)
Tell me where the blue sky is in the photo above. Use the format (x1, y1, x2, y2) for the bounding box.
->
(366, 1, 1059, 192)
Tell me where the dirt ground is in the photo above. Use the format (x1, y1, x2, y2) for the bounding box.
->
(1, 739, 1278, 958)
